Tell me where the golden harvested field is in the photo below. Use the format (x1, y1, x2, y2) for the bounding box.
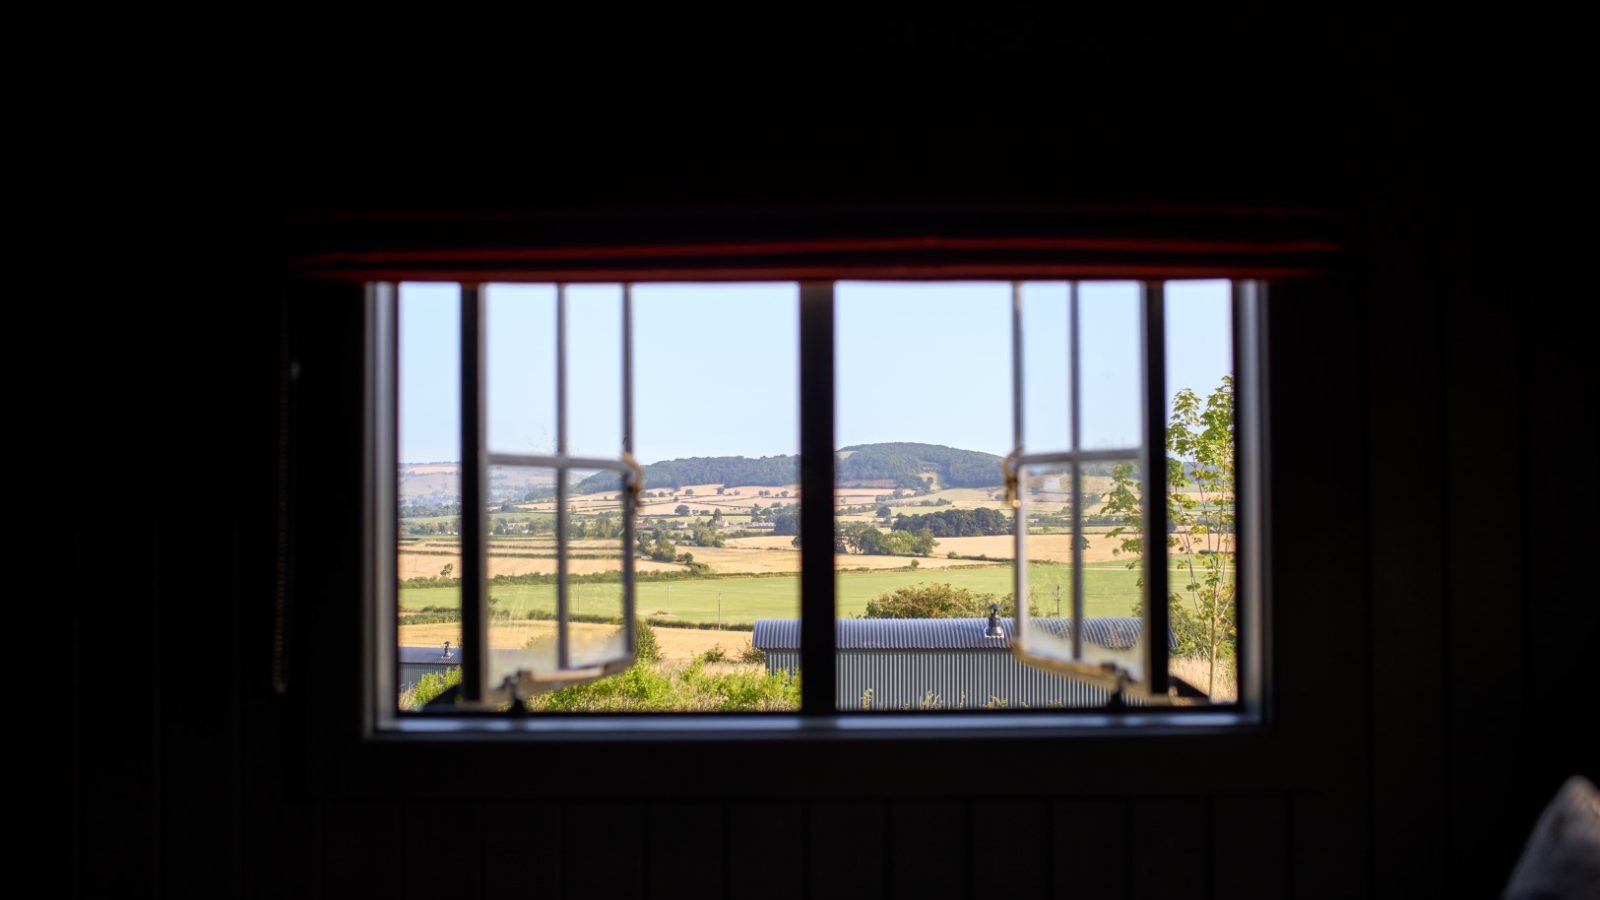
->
(398, 552, 682, 580)
(402, 621, 758, 661)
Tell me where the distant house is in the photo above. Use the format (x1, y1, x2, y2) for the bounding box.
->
(752, 617, 1172, 710)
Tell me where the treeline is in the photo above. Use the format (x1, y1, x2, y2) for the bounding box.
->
(837, 522, 936, 556)
(571, 442, 1007, 494)
(836, 442, 1003, 489)
(575, 455, 798, 493)
(891, 507, 1011, 537)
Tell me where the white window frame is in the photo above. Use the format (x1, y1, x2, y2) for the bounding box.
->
(366, 278, 1268, 734)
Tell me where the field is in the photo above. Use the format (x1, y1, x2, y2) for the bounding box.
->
(396, 478, 1188, 628)
(402, 620, 757, 661)
(399, 560, 1144, 627)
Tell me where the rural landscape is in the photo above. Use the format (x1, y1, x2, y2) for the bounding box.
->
(398, 379, 1238, 712)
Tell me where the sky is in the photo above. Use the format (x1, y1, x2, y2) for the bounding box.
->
(398, 280, 1233, 465)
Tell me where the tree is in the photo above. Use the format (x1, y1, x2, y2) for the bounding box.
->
(863, 583, 1039, 618)
(675, 504, 691, 516)
(1101, 376, 1236, 696)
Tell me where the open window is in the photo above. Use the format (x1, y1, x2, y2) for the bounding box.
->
(368, 276, 1266, 728)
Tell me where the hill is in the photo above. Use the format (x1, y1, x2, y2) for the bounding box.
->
(571, 442, 1006, 494)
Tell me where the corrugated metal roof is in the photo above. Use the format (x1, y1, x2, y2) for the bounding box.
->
(751, 617, 1168, 651)
(398, 646, 464, 664)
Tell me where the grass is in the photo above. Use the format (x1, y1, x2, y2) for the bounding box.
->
(399, 561, 1145, 626)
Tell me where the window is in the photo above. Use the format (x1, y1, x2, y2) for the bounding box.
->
(368, 277, 1266, 731)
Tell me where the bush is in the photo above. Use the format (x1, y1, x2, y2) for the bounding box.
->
(530, 661, 799, 712)
(635, 620, 661, 664)
(740, 642, 766, 664)
(862, 583, 1039, 619)
(408, 666, 461, 709)
(699, 645, 730, 663)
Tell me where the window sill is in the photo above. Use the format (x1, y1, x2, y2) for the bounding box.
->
(373, 708, 1259, 743)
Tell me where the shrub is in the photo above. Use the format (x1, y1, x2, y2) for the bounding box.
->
(699, 645, 730, 664)
(635, 620, 661, 664)
(409, 666, 462, 709)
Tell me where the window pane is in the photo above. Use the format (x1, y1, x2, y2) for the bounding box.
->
(563, 284, 624, 459)
(1020, 281, 1072, 453)
(557, 467, 629, 670)
(1163, 280, 1237, 701)
(834, 281, 1015, 711)
(486, 284, 558, 456)
(397, 283, 463, 710)
(531, 283, 803, 712)
(1079, 281, 1142, 451)
(1012, 460, 1150, 701)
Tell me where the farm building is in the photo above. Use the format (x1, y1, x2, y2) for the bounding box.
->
(752, 616, 1173, 710)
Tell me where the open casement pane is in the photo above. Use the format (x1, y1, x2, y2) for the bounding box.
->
(474, 463, 560, 688)
(559, 466, 631, 670)
(1011, 461, 1152, 694)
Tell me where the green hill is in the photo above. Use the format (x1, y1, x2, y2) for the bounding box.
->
(571, 442, 1006, 494)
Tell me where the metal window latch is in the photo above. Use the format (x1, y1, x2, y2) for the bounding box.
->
(1001, 446, 1021, 509)
(622, 451, 645, 504)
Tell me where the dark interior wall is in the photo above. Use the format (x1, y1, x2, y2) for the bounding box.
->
(49, 4, 1593, 897)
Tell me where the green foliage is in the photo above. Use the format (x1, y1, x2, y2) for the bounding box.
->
(698, 645, 730, 663)
(739, 641, 766, 664)
(835, 521, 936, 556)
(892, 507, 1011, 537)
(634, 620, 661, 664)
(862, 582, 1039, 619)
(530, 660, 799, 712)
(1101, 377, 1237, 693)
(408, 665, 461, 709)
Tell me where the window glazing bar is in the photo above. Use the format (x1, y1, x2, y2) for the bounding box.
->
(1012, 448, 1141, 467)
(555, 284, 570, 671)
(485, 453, 633, 472)
(459, 284, 489, 703)
(798, 281, 836, 714)
(1010, 283, 1030, 638)
(1069, 281, 1084, 661)
(1141, 281, 1170, 694)
(1234, 280, 1267, 716)
(621, 284, 636, 657)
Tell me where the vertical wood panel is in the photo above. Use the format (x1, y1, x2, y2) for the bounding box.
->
(1128, 799, 1207, 900)
(159, 479, 239, 897)
(567, 803, 644, 900)
(972, 800, 1051, 900)
(646, 802, 723, 900)
(1290, 792, 1366, 900)
(888, 801, 968, 900)
(404, 801, 477, 899)
(481, 802, 562, 900)
(729, 802, 804, 900)
(809, 802, 885, 900)
(1212, 797, 1288, 900)
(78, 528, 160, 897)
(324, 801, 402, 900)
(1053, 799, 1128, 900)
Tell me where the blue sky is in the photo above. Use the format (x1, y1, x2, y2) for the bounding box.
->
(399, 280, 1232, 464)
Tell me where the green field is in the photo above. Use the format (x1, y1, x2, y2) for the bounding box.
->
(399, 562, 1146, 626)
